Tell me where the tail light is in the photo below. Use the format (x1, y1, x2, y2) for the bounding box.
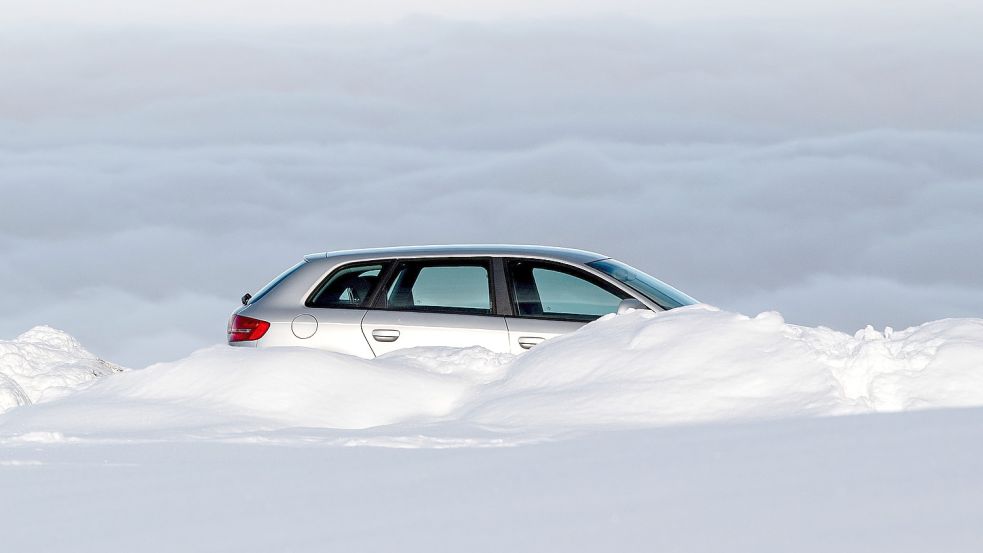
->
(228, 314, 271, 342)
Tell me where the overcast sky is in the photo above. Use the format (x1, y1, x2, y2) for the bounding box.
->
(2, 1, 982, 367)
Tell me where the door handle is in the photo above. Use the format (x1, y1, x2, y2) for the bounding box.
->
(518, 336, 545, 350)
(371, 329, 400, 343)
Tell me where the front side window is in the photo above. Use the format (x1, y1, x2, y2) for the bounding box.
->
(509, 260, 628, 321)
(307, 263, 386, 308)
(385, 261, 492, 314)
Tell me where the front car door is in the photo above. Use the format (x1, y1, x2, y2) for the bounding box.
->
(504, 258, 632, 354)
(361, 258, 510, 356)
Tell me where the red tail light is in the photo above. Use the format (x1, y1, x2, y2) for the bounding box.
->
(228, 314, 271, 342)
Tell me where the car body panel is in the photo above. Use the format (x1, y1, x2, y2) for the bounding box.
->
(503, 317, 585, 354)
(298, 309, 376, 358)
(361, 311, 510, 356)
(235, 304, 377, 358)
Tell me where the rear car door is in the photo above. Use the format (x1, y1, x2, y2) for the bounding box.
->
(301, 260, 390, 358)
(504, 258, 630, 353)
(361, 258, 510, 356)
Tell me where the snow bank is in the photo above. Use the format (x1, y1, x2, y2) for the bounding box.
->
(77, 345, 511, 429)
(1, 307, 982, 438)
(467, 307, 983, 428)
(0, 326, 123, 413)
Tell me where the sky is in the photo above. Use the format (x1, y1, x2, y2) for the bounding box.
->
(1, 1, 982, 367)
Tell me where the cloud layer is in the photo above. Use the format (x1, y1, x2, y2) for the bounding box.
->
(2, 14, 982, 366)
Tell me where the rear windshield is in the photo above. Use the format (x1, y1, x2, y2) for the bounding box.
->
(588, 258, 697, 309)
(249, 260, 306, 304)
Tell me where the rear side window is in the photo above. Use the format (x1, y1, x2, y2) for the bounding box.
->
(509, 260, 628, 321)
(307, 263, 386, 308)
(384, 261, 492, 315)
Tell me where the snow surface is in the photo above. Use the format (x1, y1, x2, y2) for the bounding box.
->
(0, 326, 122, 414)
(3, 306, 983, 551)
(3, 407, 983, 552)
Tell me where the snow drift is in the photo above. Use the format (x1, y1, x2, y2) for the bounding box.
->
(468, 308, 983, 428)
(0, 326, 122, 414)
(2, 306, 983, 439)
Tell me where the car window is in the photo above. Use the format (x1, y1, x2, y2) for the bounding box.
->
(588, 258, 698, 309)
(510, 260, 627, 321)
(307, 263, 385, 308)
(385, 262, 492, 314)
(250, 260, 306, 304)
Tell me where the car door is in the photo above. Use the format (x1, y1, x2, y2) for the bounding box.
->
(360, 258, 510, 356)
(504, 258, 631, 354)
(301, 260, 390, 358)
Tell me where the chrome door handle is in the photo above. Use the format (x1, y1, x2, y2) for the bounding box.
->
(518, 336, 545, 350)
(371, 329, 400, 343)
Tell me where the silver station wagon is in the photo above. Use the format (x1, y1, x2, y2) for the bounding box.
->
(228, 245, 697, 357)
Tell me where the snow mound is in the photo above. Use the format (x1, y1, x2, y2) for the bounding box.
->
(1, 307, 982, 439)
(79, 345, 511, 430)
(467, 307, 983, 428)
(0, 326, 124, 414)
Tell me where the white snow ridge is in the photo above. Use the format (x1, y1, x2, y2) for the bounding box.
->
(1, 306, 982, 440)
(0, 326, 123, 414)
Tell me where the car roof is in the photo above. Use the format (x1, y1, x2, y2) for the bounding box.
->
(304, 244, 609, 264)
